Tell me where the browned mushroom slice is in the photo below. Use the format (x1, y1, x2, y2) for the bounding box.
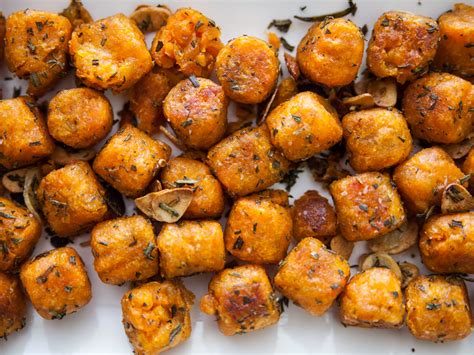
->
(441, 133, 474, 160)
(135, 188, 193, 223)
(51, 146, 96, 166)
(330, 234, 354, 260)
(284, 52, 300, 81)
(130, 5, 171, 33)
(367, 78, 397, 107)
(359, 252, 402, 280)
(441, 182, 474, 214)
(2, 168, 30, 193)
(367, 219, 418, 254)
(342, 93, 375, 110)
(399, 262, 420, 289)
(23, 167, 43, 221)
(61, 0, 93, 28)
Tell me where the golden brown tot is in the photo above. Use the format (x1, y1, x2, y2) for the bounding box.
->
(69, 14, 152, 92)
(225, 190, 292, 264)
(163, 77, 228, 150)
(342, 108, 413, 172)
(160, 157, 225, 219)
(330, 172, 406, 242)
(339, 268, 405, 328)
(5, 10, 72, 96)
(121, 280, 194, 354)
(367, 11, 440, 84)
(151, 8, 223, 77)
(297, 18, 364, 87)
(216, 36, 279, 104)
(200, 265, 280, 336)
(206, 125, 290, 197)
(275, 238, 350, 316)
(93, 124, 171, 197)
(291, 190, 337, 245)
(0, 97, 54, 170)
(266, 92, 343, 161)
(20, 247, 92, 320)
(91, 215, 158, 285)
(405, 275, 472, 342)
(0, 273, 26, 339)
(402, 72, 473, 144)
(419, 212, 474, 274)
(0, 197, 41, 272)
(434, 4, 474, 79)
(37, 161, 110, 237)
(157, 220, 225, 278)
(393, 147, 466, 214)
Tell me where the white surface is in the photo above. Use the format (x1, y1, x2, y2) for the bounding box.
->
(1, 0, 473, 354)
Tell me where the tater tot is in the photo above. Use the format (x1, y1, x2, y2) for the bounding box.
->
(402, 72, 473, 144)
(0, 97, 54, 170)
(393, 147, 466, 214)
(121, 280, 194, 354)
(339, 268, 405, 328)
(93, 124, 171, 197)
(330, 172, 406, 242)
(128, 67, 181, 135)
(5, 10, 72, 96)
(163, 77, 228, 150)
(266, 92, 343, 161)
(367, 11, 440, 84)
(206, 125, 290, 197)
(434, 4, 474, 80)
(224, 190, 292, 264)
(69, 14, 152, 92)
(91, 215, 158, 285)
(291, 190, 337, 244)
(200, 265, 280, 336)
(151, 8, 223, 78)
(419, 212, 474, 274)
(342, 108, 413, 172)
(0, 273, 26, 339)
(160, 157, 224, 219)
(47, 88, 113, 149)
(37, 161, 110, 237)
(275, 238, 350, 316)
(405, 275, 472, 342)
(296, 18, 364, 87)
(216, 36, 279, 104)
(0, 197, 41, 272)
(157, 220, 225, 278)
(20, 247, 92, 320)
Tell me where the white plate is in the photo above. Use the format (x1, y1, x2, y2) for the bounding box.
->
(1, 0, 473, 354)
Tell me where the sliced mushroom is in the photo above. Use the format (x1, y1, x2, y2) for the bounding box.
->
(2, 168, 29, 193)
(367, 78, 397, 107)
(441, 183, 474, 214)
(61, 0, 93, 28)
(329, 234, 354, 260)
(130, 5, 171, 33)
(284, 52, 300, 81)
(307, 152, 350, 185)
(367, 219, 418, 254)
(23, 168, 43, 221)
(159, 125, 187, 151)
(342, 93, 375, 110)
(400, 262, 420, 288)
(148, 179, 162, 193)
(103, 183, 125, 217)
(135, 188, 193, 223)
(359, 252, 402, 280)
(51, 146, 96, 166)
(441, 133, 474, 160)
